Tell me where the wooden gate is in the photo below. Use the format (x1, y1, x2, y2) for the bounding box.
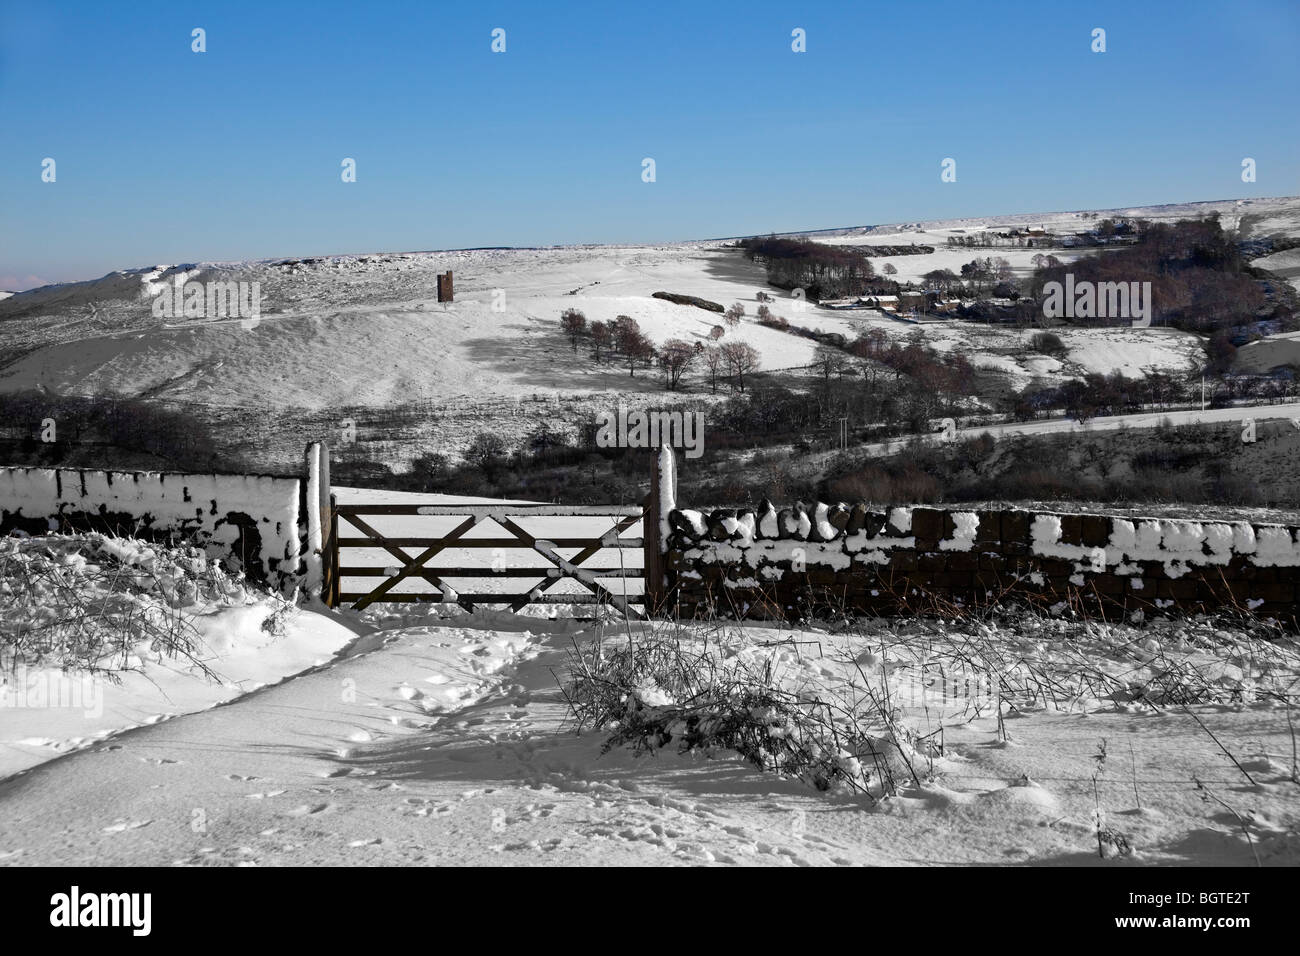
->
(323, 500, 650, 616)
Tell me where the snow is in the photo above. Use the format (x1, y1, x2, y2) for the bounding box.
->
(0, 206, 1234, 427)
(2, 594, 1295, 866)
(658, 445, 677, 545)
(677, 509, 707, 537)
(856, 401, 1300, 461)
(888, 507, 913, 534)
(0, 534, 356, 781)
(1, 487, 1298, 867)
(0, 246, 820, 411)
(1250, 246, 1300, 293)
(1030, 510, 1300, 575)
(812, 502, 836, 541)
(939, 512, 979, 551)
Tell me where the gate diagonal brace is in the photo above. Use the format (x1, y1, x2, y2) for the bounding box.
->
(494, 514, 642, 617)
(349, 513, 478, 611)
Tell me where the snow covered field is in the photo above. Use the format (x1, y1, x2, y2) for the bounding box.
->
(2, 525, 1296, 867)
(6, 198, 1291, 420)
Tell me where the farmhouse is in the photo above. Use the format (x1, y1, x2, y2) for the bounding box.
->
(898, 291, 928, 312)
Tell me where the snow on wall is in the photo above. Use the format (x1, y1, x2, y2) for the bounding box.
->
(0, 466, 305, 593)
(665, 501, 1300, 620)
(1033, 512, 1300, 571)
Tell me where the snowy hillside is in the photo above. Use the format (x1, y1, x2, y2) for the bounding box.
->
(4, 198, 1297, 417)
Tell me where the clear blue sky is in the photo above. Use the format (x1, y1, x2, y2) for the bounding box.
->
(1, 0, 1297, 289)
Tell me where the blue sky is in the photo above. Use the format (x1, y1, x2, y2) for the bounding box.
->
(1, 0, 1297, 289)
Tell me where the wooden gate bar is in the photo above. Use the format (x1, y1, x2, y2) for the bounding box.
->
(339, 566, 642, 578)
(336, 592, 643, 605)
(336, 504, 644, 516)
(336, 537, 643, 549)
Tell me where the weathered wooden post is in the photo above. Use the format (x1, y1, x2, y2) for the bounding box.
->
(326, 493, 339, 608)
(644, 444, 676, 615)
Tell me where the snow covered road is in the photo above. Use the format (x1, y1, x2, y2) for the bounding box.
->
(862, 402, 1300, 458)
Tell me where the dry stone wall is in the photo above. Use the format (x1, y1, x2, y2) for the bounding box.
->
(663, 501, 1300, 624)
(0, 466, 308, 593)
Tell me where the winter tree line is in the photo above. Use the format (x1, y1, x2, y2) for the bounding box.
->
(560, 307, 761, 392)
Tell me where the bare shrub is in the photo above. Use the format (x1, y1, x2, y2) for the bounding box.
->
(558, 626, 933, 799)
(0, 534, 237, 680)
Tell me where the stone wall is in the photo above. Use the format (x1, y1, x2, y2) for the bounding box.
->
(661, 501, 1300, 624)
(0, 465, 311, 595)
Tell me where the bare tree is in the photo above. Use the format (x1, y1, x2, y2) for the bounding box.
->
(720, 341, 760, 392)
(659, 338, 695, 390)
(812, 342, 848, 387)
(724, 302, 744, 328)
(702, 345, 724, 393)
(612, 315, 641, 354)
(755, 304, 772, 322)
(465, 431, 508, 473)
(560, 308, 586, 352)
(590, 322, 612, 361)
(709, 324, 725, 341)
(623, 330, 655, 377)
(882, 262, 898, 276)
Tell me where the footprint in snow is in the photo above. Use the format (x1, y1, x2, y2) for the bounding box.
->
(285, 803, 332, 816)
(347, 838, 382, 847)
(245, 790, 287, 800)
